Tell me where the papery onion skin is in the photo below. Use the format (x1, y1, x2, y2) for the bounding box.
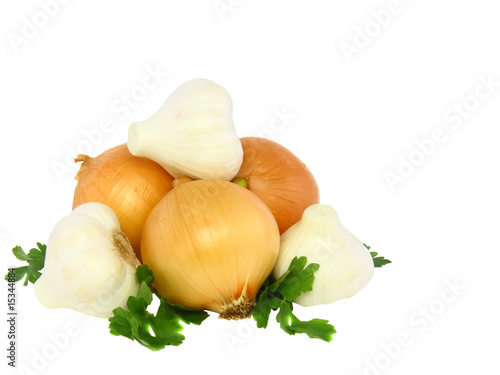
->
(141, 177, 280, 319)
(233, 137, 320, 234)
(72, 144, 175, 261)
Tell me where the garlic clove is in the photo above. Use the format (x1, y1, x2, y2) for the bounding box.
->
(127, 78, 243, 181)
(34, 202, 141, 318)
(272, 204, 374, 307)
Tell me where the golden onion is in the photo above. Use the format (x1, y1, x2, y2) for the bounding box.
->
(141, 177, 280, 320)
(72, 144, 175, 261)
(233, 137, 320, 234)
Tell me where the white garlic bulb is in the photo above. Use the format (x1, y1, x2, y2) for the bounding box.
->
(272, 204, 374, 307)
(34, 202, 141, 318)
(127, 78, 243, 181)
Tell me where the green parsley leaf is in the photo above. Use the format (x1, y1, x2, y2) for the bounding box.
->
(253, 256, 336, 342)
(109, 265, 209, 351)
(364, 244, 392, 267)
(370, 252, 392, 267)
(149, 300, 185, 346)
(136, 264, 155, 286)
(274, 259, 319, 301)
(276, 300, 336, 342)
(168, 302, 211, 326)
(252, 292, 282, 329)
(5, 243, 46, 286)
(136, 281, 153, 305)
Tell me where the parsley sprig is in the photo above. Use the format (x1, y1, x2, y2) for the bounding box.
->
(252, 256, 336, 342)
(4, 243, 46, 286)
(364, 244, 392, 267)
(4, 241, 391, 349)
(108, 264, 209, 351)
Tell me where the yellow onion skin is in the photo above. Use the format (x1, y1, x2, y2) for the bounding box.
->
(141, 178, 280, 319)
(233, 137, 320, 234)
(72, 144, 175, 261)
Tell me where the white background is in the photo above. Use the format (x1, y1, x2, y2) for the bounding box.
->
(1, 1, 499, 374)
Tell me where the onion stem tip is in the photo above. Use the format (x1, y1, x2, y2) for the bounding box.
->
(218, 293, 254, 320)
(232, 177, 248, 189)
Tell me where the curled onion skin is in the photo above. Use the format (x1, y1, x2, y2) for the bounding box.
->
(141, 177, 280, 319)
(72, 144, 175, 261)
(233, 137, 320, 234)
